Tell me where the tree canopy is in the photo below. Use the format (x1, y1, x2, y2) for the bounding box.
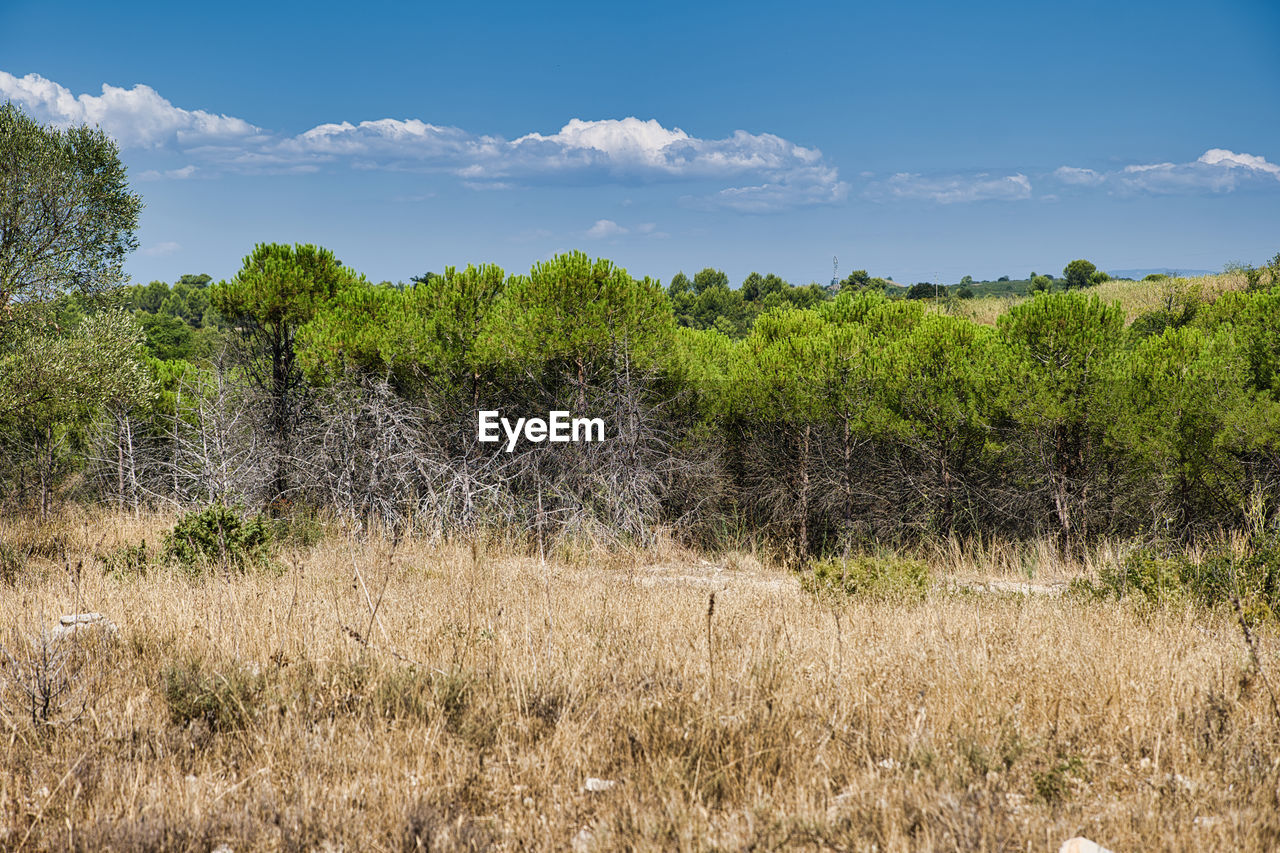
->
(0, 102, 142, 326)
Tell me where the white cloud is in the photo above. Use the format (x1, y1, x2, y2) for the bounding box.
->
(138, 164, 197, 181)
(865, 172, 1031, 204)
(585, 219, 627, 238)
(0, 71, 846, 211)
(1050, 148, 1280, 194)
(0, 71, 258, 148)
(1198, 148, 1280, 176)
(141, 241, 182, 256)
(1053, 166, 1104, 186)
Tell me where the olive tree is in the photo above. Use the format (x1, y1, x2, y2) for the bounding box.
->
(0, 103, 141, 326)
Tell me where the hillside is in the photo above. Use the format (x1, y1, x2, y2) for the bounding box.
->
(947, 269, 1255, 326)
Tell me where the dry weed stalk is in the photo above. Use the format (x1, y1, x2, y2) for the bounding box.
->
(0, 508, 1277, 851)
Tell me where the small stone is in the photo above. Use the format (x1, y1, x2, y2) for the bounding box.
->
(583, 777, 616, 793)
(48, 612, 117, 643)
(571, 827, 594, 852)
(1059, 838, 1114, 853)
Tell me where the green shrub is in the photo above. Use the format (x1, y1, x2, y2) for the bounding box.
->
(1096, 549, 1193, 606)
(1082, 532, 1280, 623)
(162, 656, 266, 732)
(373, 666, 434, 724)
(98, 540, 153, 579)
(0, 541, 26, 585)
(163, 504, 273, 575)
(268, 509, 327, 548)
(804, 554, 931, 601)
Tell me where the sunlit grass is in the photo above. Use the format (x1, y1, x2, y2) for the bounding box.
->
(0, 508, 1277, 850)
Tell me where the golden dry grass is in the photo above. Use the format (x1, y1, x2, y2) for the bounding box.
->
(2, 509, 1279, 851)
(944, 270, 1261, 327)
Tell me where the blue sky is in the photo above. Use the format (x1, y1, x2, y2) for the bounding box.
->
(2, 0, 1278, 287)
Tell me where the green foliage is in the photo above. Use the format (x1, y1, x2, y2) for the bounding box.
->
(1063, 259, 1098, 289)
(1033, 753, 1086, 804)
(214, 243, 363, 498)
(0, 309, 154, 512)
(1195, 284, 1280, 397)
(163, 504, 274, 575)
(997, 292, 1124, 542)
(213, 244, 358, 334)
(0, 540, 26, 585)
(804, 554, 932, 601)
(0, 103, 142, 326)
(98, 540, 154, 579)
(162, 656, 266, 732)
(1081, 530, 1280, 623)
(299, 264, 506, 391)
(481, 251, 674, 382)
(1112, 326, 1250, 528)
(137, 312, 194, 361)
(906, 282, 944, 300)
(876, 314, 997, 532)
(692, 267, 729, 294)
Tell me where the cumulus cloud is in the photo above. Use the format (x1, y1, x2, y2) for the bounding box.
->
(865, 172, 1031, 204)
(585, 219, 627, 238)
(1050, 149, 1280, 194)
(0, 71, 259, 148)
(1198, 148, 1280, 176)
(0, 71, 844, 210)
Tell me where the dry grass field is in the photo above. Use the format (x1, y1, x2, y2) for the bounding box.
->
(946, 270, 1256, 327)
(2, 509, 1278, 851)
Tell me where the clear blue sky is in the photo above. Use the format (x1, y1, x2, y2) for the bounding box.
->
(3, 0, 1278, 286)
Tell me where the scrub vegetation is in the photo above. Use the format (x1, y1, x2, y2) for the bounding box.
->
(4, 99, 1280, 851)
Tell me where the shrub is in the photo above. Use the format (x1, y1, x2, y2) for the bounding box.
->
(268, 509, 327, 548)
(162, 656, 266, 732)
(163, 503, 274, 575)
(97, 539, 153, 579)
(1081, 532, 1280, 623)
(804, 554, 931, 601)
(0, 541, 25, 585)
(1092, 549, 1193, 606)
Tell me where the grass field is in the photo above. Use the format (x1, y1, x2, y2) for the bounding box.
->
(1, 509, 1278, 851)
(940, 270, 1255, 327)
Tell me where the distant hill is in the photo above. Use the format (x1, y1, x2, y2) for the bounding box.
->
(1108, 268, 1217, 280)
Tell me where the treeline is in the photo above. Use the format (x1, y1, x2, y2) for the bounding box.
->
(3, 244, 1280, 554)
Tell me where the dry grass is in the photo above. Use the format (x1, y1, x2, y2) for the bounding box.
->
(2, 509, 1279, 851)
(944, 270, 1258, 327)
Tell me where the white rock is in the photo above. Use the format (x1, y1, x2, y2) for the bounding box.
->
(1059, 838, 1114, 853)
(571, 826, 594, 852)
(48, 612, 117, 643)
(583, 777, 616, 793)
